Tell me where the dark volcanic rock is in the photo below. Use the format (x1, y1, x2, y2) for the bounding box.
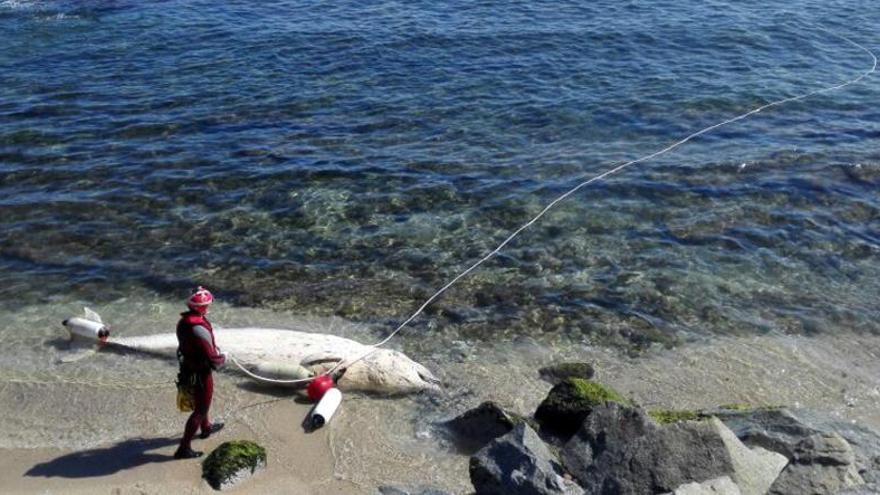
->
(538, 362, 596, 384)
(767, 433, 863, 495)
(714, 407, 864, 494)
(470, 423, 584, 495)
(535, 378, 629, 438)
(561, 403, 735, 494)
(714, 408, 821, 458)
(794, 409, 880, 485)
(442, 401, 525, 453)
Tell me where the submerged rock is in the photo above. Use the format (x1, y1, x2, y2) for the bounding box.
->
(202, 440, 267, 491)
(538, 362, 596, 384)
(535, 378, 629, 437)
(470, 423, 584, 495)
(442, 401, 532, 453)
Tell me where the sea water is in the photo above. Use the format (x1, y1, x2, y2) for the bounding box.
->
(1, 0, 879, 491)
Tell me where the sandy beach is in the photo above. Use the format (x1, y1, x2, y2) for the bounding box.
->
(2, 398, 365, 495)
(5, 330, 880, 494)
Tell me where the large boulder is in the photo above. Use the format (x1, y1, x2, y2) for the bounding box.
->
(767, 432, 864, 495)
(714, 408, 865, 494)
(202, 440, 267, 491)
(442, 401, 529, 453)
(538, 362, 596, 385)
(560, 403, 735, 494)
(470, 423, 584, 495)
(535, 378, 630, 438)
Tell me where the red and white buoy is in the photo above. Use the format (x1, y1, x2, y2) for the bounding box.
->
(307, 374, 342, 429)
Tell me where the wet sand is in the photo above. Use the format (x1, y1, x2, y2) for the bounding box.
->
(1, 399, 365, 495)
(5, 331, 880, 494)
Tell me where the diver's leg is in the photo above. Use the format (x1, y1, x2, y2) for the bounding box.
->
(175, 378, 208, 458)
(199, 373, 213, 432)
(175, 408, 204, 458)
(197, 374, 224, 438)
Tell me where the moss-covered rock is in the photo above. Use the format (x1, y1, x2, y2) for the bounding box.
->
(202, 440, 267, 491)
(535, 378, 630, 437)
(647, 409, 706, 424)
(537, 362, 595, 384)
(716, 403, 785, 412)
(647, 405, 786, 425)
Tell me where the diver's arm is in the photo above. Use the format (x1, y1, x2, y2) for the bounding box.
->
(192, 325, 226, 369)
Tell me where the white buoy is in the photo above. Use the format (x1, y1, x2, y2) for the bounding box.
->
(63, 316, 110, 342)
(310, 387, 342, 429)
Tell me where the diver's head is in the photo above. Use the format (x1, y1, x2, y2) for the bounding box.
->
(187, 286, 213, 315)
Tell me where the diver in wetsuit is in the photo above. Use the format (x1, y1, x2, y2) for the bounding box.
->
(174, 286, 227, 459)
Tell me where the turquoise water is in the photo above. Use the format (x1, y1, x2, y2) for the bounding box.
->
(1, 0, 879, 347)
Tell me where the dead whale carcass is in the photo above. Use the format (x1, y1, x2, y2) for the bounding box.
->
(62, 308, 440, 395)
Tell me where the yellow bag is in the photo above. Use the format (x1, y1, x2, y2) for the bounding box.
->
(177, 385, 195, 412)
(176, 367, 197, 412)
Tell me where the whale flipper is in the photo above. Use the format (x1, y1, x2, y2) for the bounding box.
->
(83, 307, 103, 324)
(301, 352, 344, 367)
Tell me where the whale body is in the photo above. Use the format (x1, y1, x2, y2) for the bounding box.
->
(62, 309, 440, 395)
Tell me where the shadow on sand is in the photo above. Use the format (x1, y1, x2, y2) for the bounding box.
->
(25, 436, 179, 478)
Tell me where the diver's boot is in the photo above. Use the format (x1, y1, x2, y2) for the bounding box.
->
(173, 447, 203, 459)
(199, 422, 225, 439)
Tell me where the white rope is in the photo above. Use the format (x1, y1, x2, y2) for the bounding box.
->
(231, 28, 876, 385)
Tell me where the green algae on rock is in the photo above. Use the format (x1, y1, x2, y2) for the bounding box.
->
(535, 378, 630, 437)
(649, 404, 788, 425)
(647, 409, 706, 424)
(203, 440, 267, 491)
(716, 403, 785, 412)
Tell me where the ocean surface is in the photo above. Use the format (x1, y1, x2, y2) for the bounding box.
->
(1, 0, 878, 489)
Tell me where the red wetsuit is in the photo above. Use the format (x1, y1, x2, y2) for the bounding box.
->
(176, 310, 225, 452)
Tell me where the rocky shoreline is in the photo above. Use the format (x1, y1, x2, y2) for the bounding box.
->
(384, 362, 880, 495)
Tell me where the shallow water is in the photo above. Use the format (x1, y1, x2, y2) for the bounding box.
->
(1, 0, 879, 490)
(1, 0, 878, 346)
